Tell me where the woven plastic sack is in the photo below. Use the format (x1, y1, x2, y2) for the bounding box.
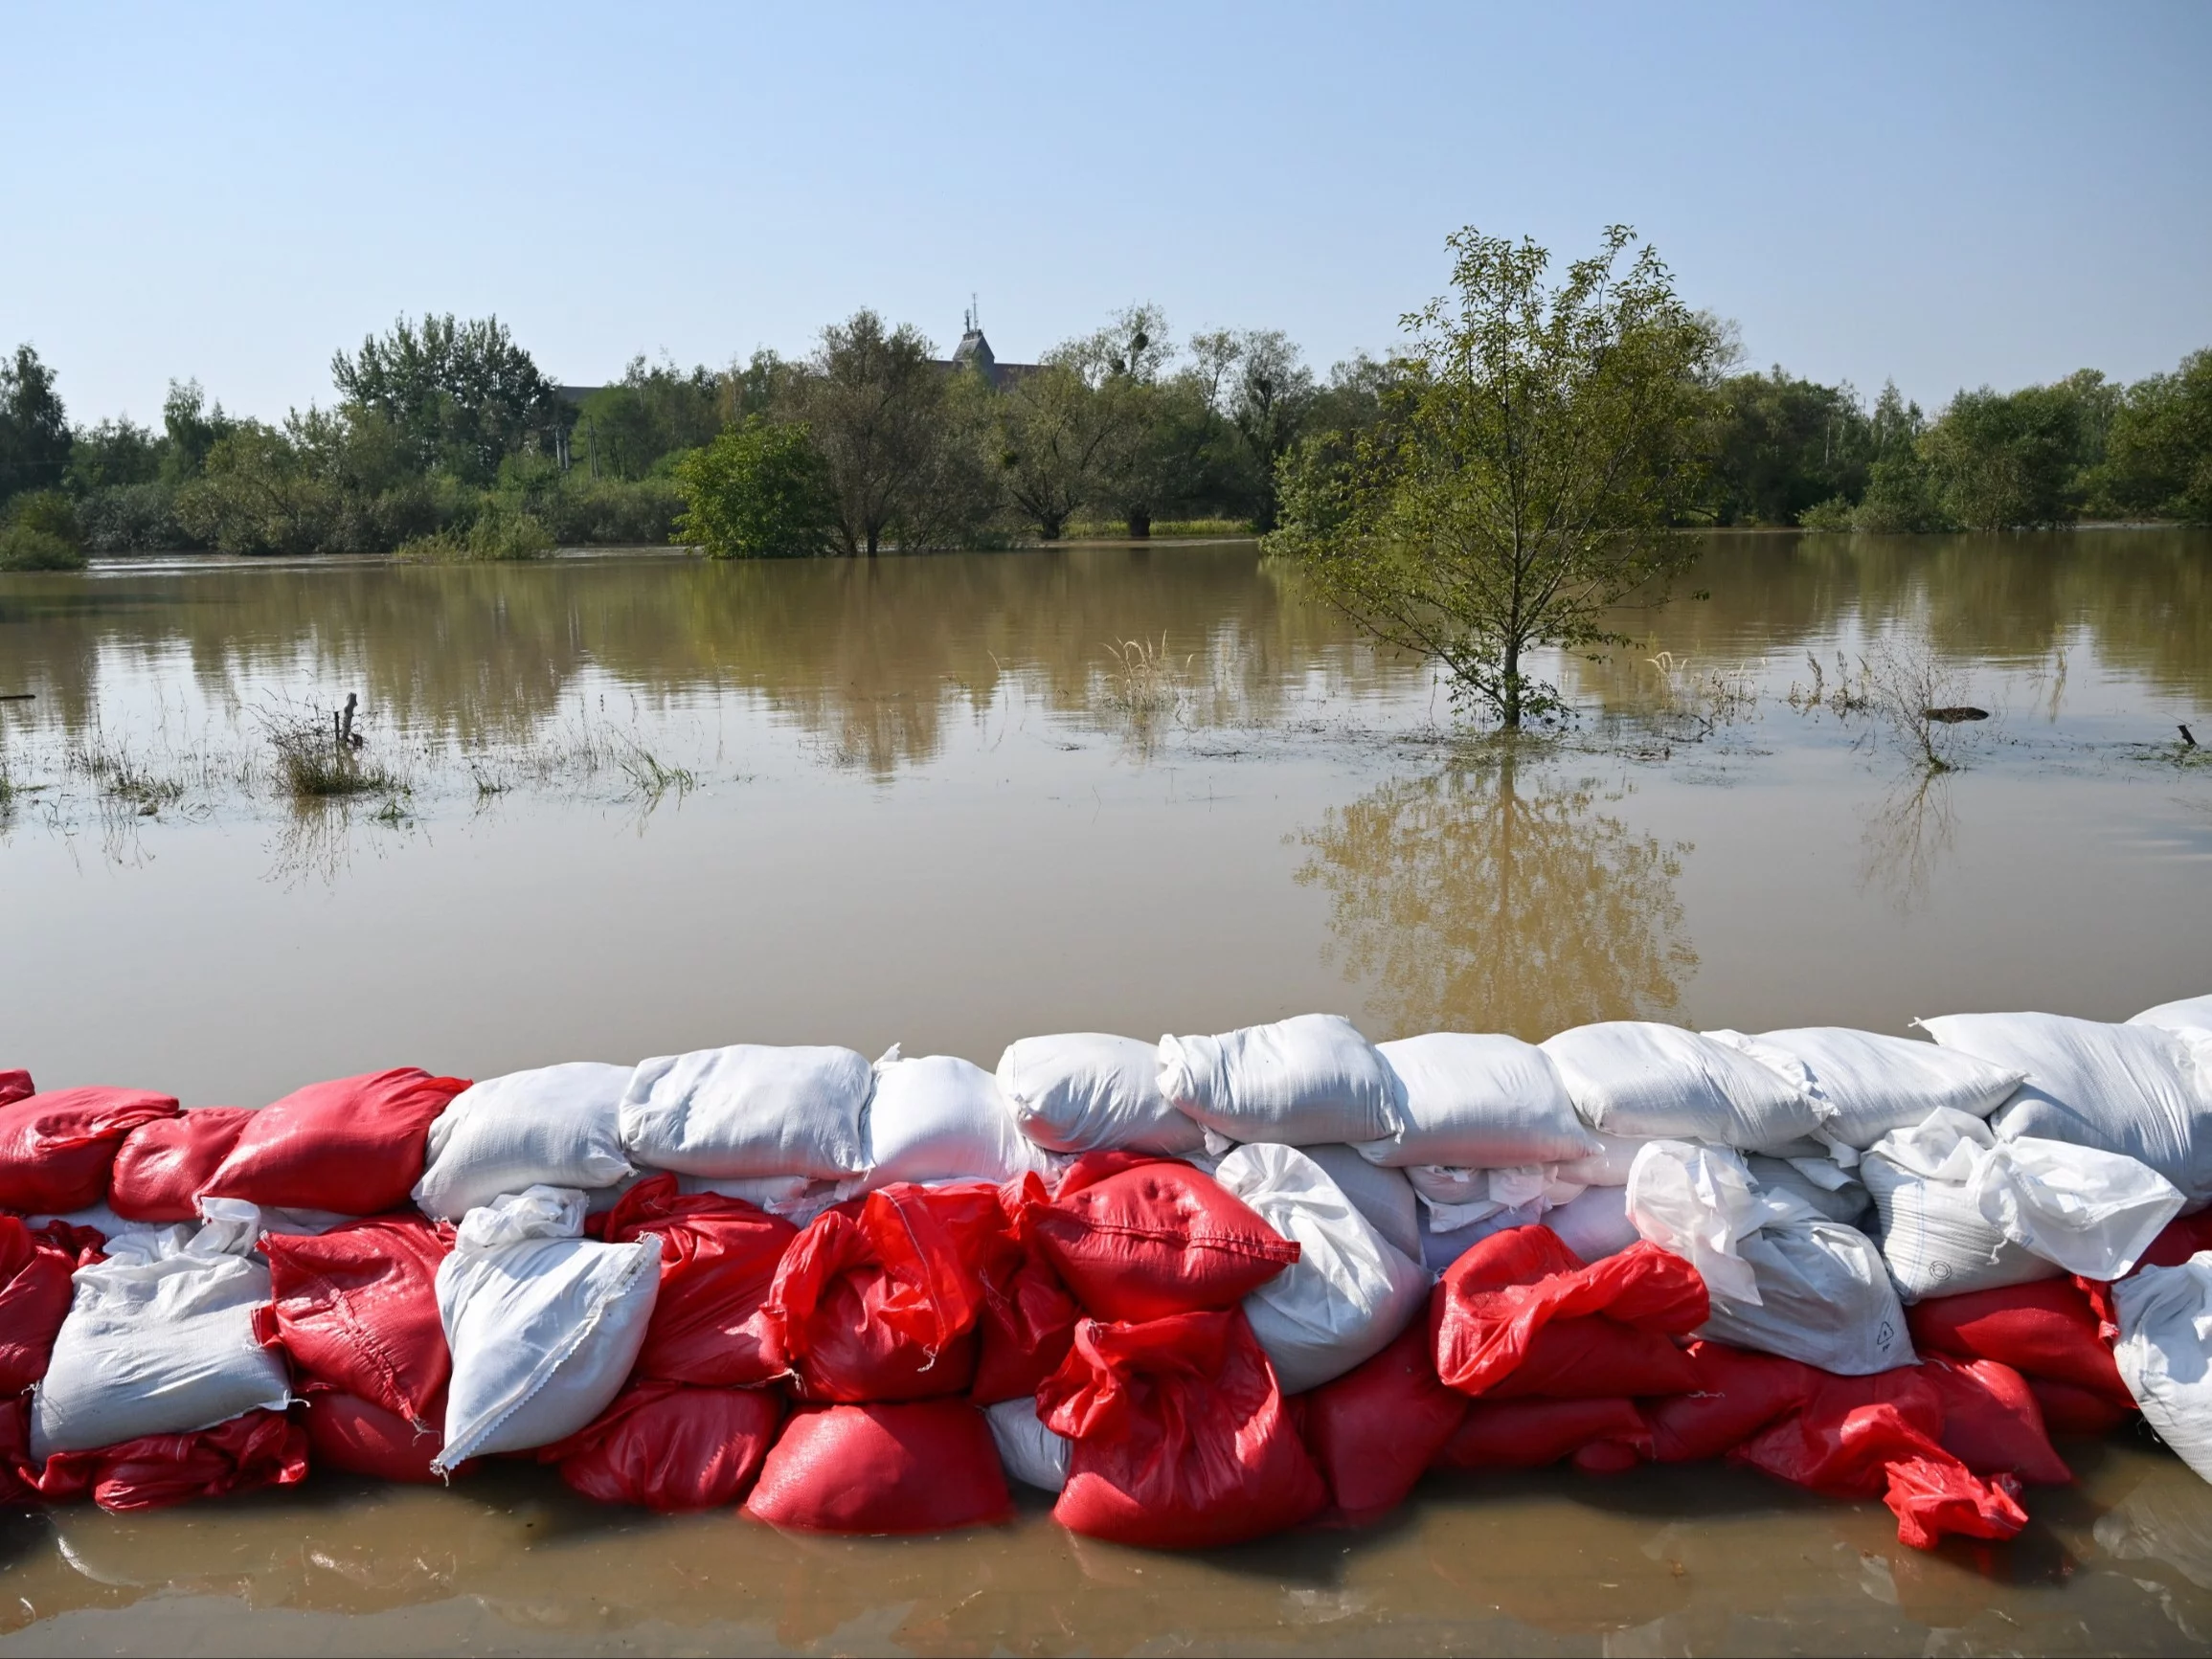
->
(0, 1087, 180, 1215)
(1301, 1320, 1466, 1521)
(1157, 1014, 1398, 1147)
(1359, 1033, 1595, 1169)
(205, 1068, 467, 1215)
(550, 1379, 783, 1511)
(2132, 992, 2212, 1040)
(1920, 1356, 2072, 1484)
(0, 1216, 78, 1396)
(28, 1408, 307, 1513)
(970, 1181, 1080, 1404)
(1543, 1183, 1640, 1264)
(1433, 1397, 1650, 1472)
(1041, 1307, 1324, 1549)
(433, 1187, 661, 1473)
(598, 1175, 796, 1388)
(2113, 1251, 2212, 1484)
(413, 1063, 634, 1221)
(1907, 1278, 2132, 1406)
(996, 1033, 1204, 1155)
(1648, 1340, 1820, 1463)
(0, 1070, 32, 1108)
(257, 1215, 452, 1428)
(1540, 1022, 1824, 1148)
(1707, 1026, 2023, 1150)
(861, 1054, 1049, 1189)
(983, 1396, 1072, 1491)
(1300, 1144, 1422, 1263)
(304, 1390, 452, 1483)
(746, 1400, 1012, 1533)
(619, 1043, 873, 1181)
(1030, 1155, 1298, 1322)
(108, 1109, 253, 1222)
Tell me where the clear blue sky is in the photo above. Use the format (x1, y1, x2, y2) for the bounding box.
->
(5, 1, 2206, 426)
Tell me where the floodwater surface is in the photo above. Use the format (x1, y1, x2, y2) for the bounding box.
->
(2, 530, 2210, 1654)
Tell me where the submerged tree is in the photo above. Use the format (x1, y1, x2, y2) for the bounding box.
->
(671, 416, 837, 558)
(784, 311, 949, 555)
(1270, 226, 1725, 728)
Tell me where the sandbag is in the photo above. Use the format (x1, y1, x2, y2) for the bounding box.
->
(1419, 1200, 1545, 1276)
(0, 1087, 180, 1215)
(1359, 1033, 1595, 1168)
(29, 1408, 307, 1513)
(861, 1054, 1048, 1189)
(550, 1380, 782, 1511)
(1708, 1026, 2023, 1150)
(1921, 1012, 2212, 1202)
(108, 1108, 252, 1222)
(1433, 1396, 1649, 1472)
(2027, 1376, 2134, 1436)
(1540, 1022, 1825, 1148)
(2133, 992, 2212, 1040)
(1213, 1143, 1427, 1394)
(763, 1182, 1003, 1401)
(1483, 1312, 1701, 1400)
(1157, 1014, 1398, 1147)
(0, 1216, 78, 1395)
(1648, 1340, 1819, 1463)
(1921, 1356, 2072, 1484)
(996, 1033, 1204, 1155)
(970, 1193, 1080, 1404)
(1551, 1132, 1652, 1188)
(1041, 1308, 1324, 1549)
(304, 1390, 450, 1483)
(1907, 1278, 2132, 1405)
(1746, 1155, 1873, 1227)
(598, 1175, 795, 1388)
(1430, 1226, 1707, 1399)
(1626, 1140, 1913, 1375)
(31, 1221, 293, 1458)
(412, 1063, 634, 1221)
(1030, 1155, 1298, 1322)
(746, 1400, 1012, 1533)
(2113, 1251, 2212, 1484)
(205, 1068, 467, 1216)
(433, 1186, 661, 1473)
(1302, 1320, 1466, 1521)
(1300, 1144, 1422, 1264)
(983, 1395, 1071, 1491)
(1544, 1183, 1641, 1263)
(0, 1069, 31, 1107)
(256, 1214, 451, 1427)
(619, 1043, 873, 1180)
(1728, 1368, 2028, 1550)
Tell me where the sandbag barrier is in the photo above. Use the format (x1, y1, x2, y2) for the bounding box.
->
(3, 997, 2211, 1547)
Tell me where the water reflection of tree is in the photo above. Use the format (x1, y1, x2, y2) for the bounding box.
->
(1296, 751, 1696, 1040)
(1859, 771, 1956, 911)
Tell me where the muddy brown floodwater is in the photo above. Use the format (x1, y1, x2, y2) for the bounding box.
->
(2, 529, 2210, 1654)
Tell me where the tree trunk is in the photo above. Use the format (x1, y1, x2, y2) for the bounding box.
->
(866, 527, 879, 557)
(1126, 508, 1152, 539)
(1039, 513, 1065, 541)
(1501, 637, 1522, 729)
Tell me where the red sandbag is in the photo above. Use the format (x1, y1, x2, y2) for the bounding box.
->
(1029, 1160, 1299, 1323)
(972, 1178, 1081, 1404)
(1304, 1319, 1467, 1521)
(304, 1389, 454, 1483)
(1907, 1280, 2129, 1405)
(1729, 1370, 2027, 1551)
(2127, 1210, 2212, 1272)
(109, 1107, 254, 1222)
(1483, 1317, 1700, 1400)
(552, 1380, 782, 1512)
(1041, 1307, 1325, 1549)
(1430, 1226, 1707, 1398)
(765, 1183, 1004, 1401)
(1922, 1356, 2071, 1484)
(0, 1087, 180, 1214)
(30, 1409, 309, 1513)
(0, 1215, 78, 1396)
(256, 1215, 451, 1424)
(0, 1071, 31, 1108)
(1434, 1396, 1650, 1471)
(1649, 1341, 1820, 1463)
(2027, 1376, 2133, 1436)
(601, 1176, 798, 1388)
(746, 1400, 1011, 1533)
(203, 1067, 466, 1215)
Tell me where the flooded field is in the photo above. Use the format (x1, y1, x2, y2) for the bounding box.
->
(2, 529, 2210, 1653)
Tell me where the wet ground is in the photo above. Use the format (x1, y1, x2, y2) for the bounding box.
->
(2, 528, 2209, 1652)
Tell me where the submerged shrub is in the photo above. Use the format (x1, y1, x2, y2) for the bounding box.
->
(0, 524, 85, 571)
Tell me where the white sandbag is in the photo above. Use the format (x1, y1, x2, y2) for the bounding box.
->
(1862, 1112, 2060, 1303)
(30, 1217, 292, 1458)
(2132, 993, 2212, 1041)
(1419, 1201, 1544, 1275)
(1359, 1033, 1595, 1168)
(1746, 1155, 1874, 1227)
(1157, 1014, 1399, 1147)
(434, 1187, 661, 1474)
(2112, 1252, 2212, 1486)
(1409, 1163, 1586, 1234)
(1541, 1022, 1826, 1148)
(413, 1063, 635, 1222)
(1300, 1144, 1422, 1264)
(996, 1033, 1204, 1155)
(1544, 1183, 1640, 1263)
(676, 1173, 854, 1224)
(1921, 1012, 2212, 1202)
(984, 1397, 1071, 1492)
(1625, 1140, 1912, 1374)
(1550, 1132, 1651, 1188)
(1213, 1142, 1428, 1393)
(619, 1044, 873, 1181)
(860, 1054, 1049, 1190)
(1708, 1026, 2023, 1150)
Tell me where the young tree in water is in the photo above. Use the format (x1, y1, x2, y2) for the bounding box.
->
(785, 311, 946, 555)
(1270, 226, 1723, 729)
(671, 416, 837, 558)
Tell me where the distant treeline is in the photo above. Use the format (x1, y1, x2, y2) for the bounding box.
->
(1, 308, 2207, 565)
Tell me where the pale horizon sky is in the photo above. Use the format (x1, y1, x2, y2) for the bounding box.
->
(4, 1, 2207, 428)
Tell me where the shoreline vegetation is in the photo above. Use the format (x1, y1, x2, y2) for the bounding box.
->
(2, 235, 2206, 575)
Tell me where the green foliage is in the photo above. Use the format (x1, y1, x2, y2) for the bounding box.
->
(573, 357, 726, 481)
(2096, 349, 2212, 521)
(671, 416, 837, 558)
(331, 313, 564, 483)
(0, 345, 72, 506)
(161, 380, 236, 483)
(7, 488, 82, 548)
(1710, 367, 1872, 525)
(993, 362, 1131, 540)
(785, 311, 960, 555)
(1921, 381, 2088, 529)
(1271, 225, 1725, 729)
(0, 524, 86, 572)
(395, 502, 554, 563)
